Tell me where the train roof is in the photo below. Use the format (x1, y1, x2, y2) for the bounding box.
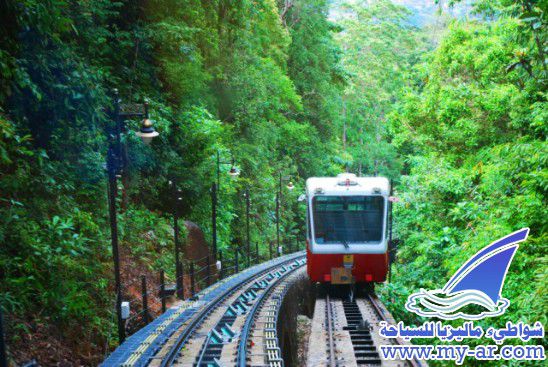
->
(306, 173, 390, 196)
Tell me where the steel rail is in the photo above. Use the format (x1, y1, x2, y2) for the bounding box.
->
(236, 260, 305, 367)
(159, 254, 305, 367)
(367, 293, 424, 367)
(194, 266, 295, 366)
(325, 294, 337, 367)
(194, 332, 213, 366)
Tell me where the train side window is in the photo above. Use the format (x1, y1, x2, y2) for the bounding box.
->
(306, 201, 311, 240)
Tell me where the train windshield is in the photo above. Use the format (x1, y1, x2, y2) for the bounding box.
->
(312, 196, 384, 244)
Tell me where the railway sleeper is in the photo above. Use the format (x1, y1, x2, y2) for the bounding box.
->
(194, 270, 281, 366)
(342, 300, 381, 366)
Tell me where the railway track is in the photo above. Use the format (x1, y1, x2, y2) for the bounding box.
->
(156, 257, 306, 366)
(307, 289, 427, 367)
(102, 252, 306, 367)
(104, 253, 426, 367)
(239, 264, 306, 367)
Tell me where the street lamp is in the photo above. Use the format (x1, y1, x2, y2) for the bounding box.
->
(106, 89, 159, 344)
(244, 187, 251, 267)
(228, 166, 240, 177)
(136, 105, 159, 145)
(216, 150, 239, 187)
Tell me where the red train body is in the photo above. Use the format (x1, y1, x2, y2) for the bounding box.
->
(306, 247, 388, 283)
(305, 174, 391, 285)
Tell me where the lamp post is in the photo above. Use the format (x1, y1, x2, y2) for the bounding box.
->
(0, 307, 6, 367)
(245, 187, 251, 267)
(276, 172, 294, 256)
(169, 179, 184, 299)
(106, 89, 159, 344)
(275, 191, 280, 256)
(212, 150, 239, 259)
(211, 182, 217, 259)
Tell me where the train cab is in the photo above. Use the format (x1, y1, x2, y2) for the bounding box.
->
(305, 173, 390, 284)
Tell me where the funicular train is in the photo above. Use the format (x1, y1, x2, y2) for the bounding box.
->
(305, 173, 393, 288)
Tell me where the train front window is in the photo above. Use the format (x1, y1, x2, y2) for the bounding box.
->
(312, 196, 384, 244)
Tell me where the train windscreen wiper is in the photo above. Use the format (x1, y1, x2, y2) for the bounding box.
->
(341, 239, 350, 249)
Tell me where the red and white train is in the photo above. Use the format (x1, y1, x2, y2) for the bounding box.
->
(305, 173, 392, 285)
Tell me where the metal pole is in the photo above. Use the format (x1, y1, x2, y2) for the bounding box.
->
(107, 147, 125, 344)
(206, 255, 211, 287)
(0, 307, 7, 367)
(114, 91, 123, 170)
(159, 270, 166, 313)
(173, 183, 183, 299)
(235, 250, 239, 273)
(190, 262, 196, 297)
(219, 251, 224, 279)
(214, 151, 220, 264)
(179, 261, 185, 299)
(290, 236, 294, 253)
(278, 173, 283, 256)
(211, 183, 217, 259)
(216, 150, 220, 190)
(275, 191, 280, 257)
(119, 93, 130, 212)
(279, 172, 283, 204)
(246, 187, 250, 267)
(121, 140, 129, 211)
(255, 242, 259, 263)
(141, 275, 149, 325)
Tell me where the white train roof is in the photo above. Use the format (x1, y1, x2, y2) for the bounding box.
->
(306, 173, 390, 196)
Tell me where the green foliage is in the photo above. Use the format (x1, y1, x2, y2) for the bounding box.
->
(375, 5, 547, 365)
(336, 0, 426, 178)
(0, 0, 344, 362)
(1, 0, 545, 364)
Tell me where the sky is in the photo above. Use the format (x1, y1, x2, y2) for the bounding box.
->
(329, 0, 474, 26)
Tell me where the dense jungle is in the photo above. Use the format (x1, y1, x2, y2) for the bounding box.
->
(0, 0, 545, 365)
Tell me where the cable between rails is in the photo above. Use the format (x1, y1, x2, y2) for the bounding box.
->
(326, 294, 337, 367)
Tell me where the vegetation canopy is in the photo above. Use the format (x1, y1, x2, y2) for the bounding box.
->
(0, 0, 545, 365)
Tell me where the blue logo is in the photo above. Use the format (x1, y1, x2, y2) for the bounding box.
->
(406, 228, 529, 320)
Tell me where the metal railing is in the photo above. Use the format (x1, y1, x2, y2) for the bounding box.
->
(120, 244, 297, 339)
